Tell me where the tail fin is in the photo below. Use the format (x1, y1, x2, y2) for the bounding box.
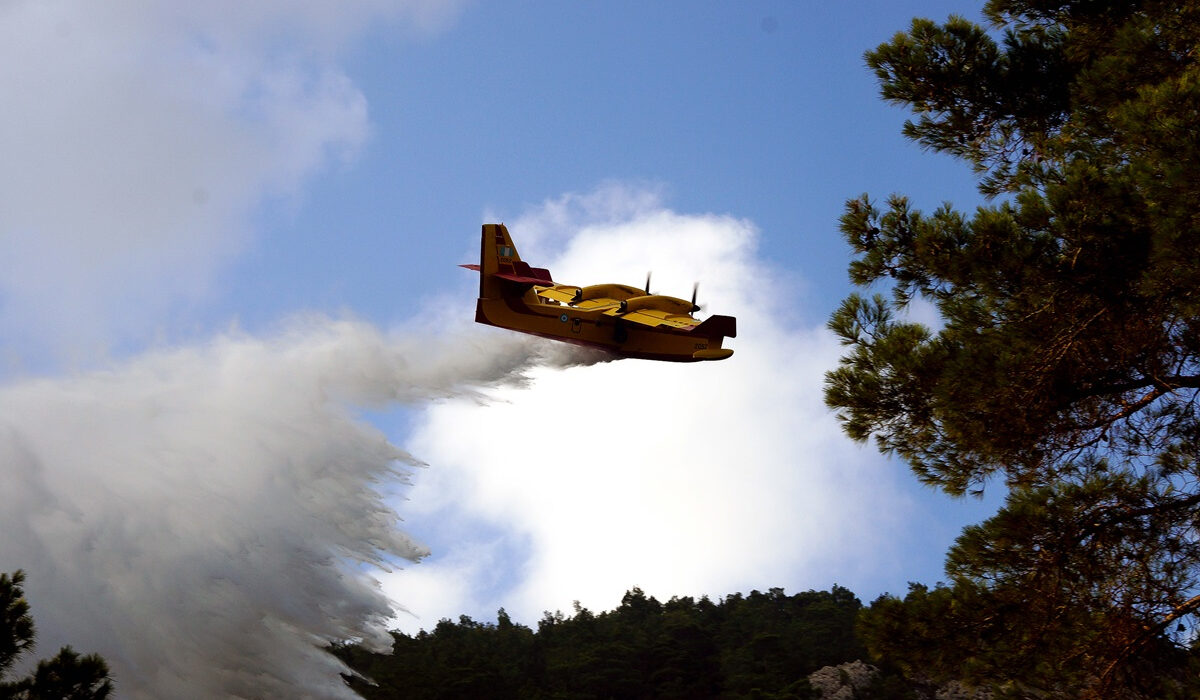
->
(474, 224, 552, 299)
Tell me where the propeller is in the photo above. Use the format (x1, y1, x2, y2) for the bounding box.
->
(690, 282, 702, 313)
(644, 272, 652, 295)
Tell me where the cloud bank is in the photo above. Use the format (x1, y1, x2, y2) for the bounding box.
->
(386, 188, 949, 631)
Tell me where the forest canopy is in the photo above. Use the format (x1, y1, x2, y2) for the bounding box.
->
(333, 586, 901, 700)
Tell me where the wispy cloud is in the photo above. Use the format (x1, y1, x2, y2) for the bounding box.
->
(0, 0, 463, 363)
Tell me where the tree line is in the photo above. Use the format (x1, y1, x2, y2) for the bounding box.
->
(332, 585, 909, 700)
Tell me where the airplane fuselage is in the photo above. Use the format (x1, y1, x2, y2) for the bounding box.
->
(474, 292, 732, 362)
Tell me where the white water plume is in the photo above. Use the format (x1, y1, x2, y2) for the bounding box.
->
(0, 316, 601, 699)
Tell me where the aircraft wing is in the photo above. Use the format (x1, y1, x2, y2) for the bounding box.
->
(574, 298, 623, 311)
(535, 287, 623, 311)
(603, 307, 700, 330)
(535, 286, 709, 331)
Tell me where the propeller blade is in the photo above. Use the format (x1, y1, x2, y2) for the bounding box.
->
(691, 282, 701, 313)
(645, 272, 652, 295)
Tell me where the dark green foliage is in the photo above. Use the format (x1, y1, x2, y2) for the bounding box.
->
(831, 0, 1200, 490)
(334, 586, 868, 699)
(0, 573, 34, 681)
(859, 576, 1200, 699)
(0, 571, 113, 700)
(16, 647, 114, 700)
(826, 0, 1200, 697)
(336, 611, 540, 700)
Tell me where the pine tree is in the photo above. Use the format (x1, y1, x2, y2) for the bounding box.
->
(826, 1, 1200, 696)
(0, 571, 113, 700)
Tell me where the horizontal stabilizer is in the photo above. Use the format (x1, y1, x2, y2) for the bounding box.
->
(494, 260, 553, 286)
(460, 261, 552, 286)
(494, 273, 549, 284)
(494, 272, 553, 285)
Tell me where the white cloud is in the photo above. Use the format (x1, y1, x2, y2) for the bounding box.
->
(0, 0, 464, 363)
(388, 189, 936, 631)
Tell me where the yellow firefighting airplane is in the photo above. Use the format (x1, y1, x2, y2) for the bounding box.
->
(461, 223, 735, 361)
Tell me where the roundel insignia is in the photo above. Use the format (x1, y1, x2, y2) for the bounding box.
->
(559, 313, 569, 323)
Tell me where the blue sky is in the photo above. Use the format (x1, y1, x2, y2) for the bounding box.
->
(0, 1, 1002, 696)
(222, 0, 987, 332)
